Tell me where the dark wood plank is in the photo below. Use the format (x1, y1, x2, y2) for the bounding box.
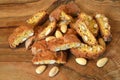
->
(0, 62, 105, 80)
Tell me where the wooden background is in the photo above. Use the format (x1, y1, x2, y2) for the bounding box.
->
(0, 0, 120, 80)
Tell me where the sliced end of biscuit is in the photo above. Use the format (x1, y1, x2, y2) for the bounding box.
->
(8, 25, 34, 48)
(27, 10, 47, 26)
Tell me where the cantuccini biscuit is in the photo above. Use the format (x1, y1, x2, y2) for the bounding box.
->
(74, 19, 97, 45)
(78, 13, 99, 37)
(32, 51, 67, 64)
(26, 10, 47, 26)
(70, 37, 106, 59)
(60, 11, 73, 23)
(31, 40, 47, 55)
(8, 25, 34, 48)
(65, 2, 80, 16)
(37, 21, 56, 40)
(95, 14, 112, 41)
(49, 2, 80, 21)
(47, 34, 81, 51)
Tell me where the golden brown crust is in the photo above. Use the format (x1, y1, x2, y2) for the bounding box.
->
(32, 51, 67, 64)
(74, 19, 97, 45)
(60, 11, 73, 22)
(70, 43, 105, 59)
(78, 13, 99, 37)
(95, 14, 112, 41)
(56, 51, 67, 64)
(31, 40, 47, 55)
(32, 50, 57, 64)
(49, 2, 80, 21)
(70, 37, 106, 59)
(37, 21, 56, 40)
(65, 2, 80, 16)
(65, 28, 77, 35)
(26, 10, 47, 26)
(47, 34, 81, 51)
(8, 25, 34, 48)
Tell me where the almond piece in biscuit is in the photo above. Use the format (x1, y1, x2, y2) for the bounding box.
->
(70, 37, 106, 59)
(8, 25, 34, 48)
(47, 34, 81, 51)
(37, 21, 56, 40)
(78, 13, 99, 37)
(74, 19, 97, 45)
(55, 30, 63, 38)
(26, 10, 47, 26)
(59, 21, 68, 33)
(60, 11, 73, 23)
(45, 36, 56, 42)
(95, 14, 112, 41)
(70, 43, 105, 59)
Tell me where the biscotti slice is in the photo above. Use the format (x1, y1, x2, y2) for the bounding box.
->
(26, 10, 47, 26)
(74, 19, 97, 45)
(49, 2, 80, 21)
(70, 37, 106, 59)
(47, 34, 81, 51)
(31, 40, 47, 55)
(78, 13, 99, 37)
(37, 21, 56, 40)
(60, 11, 73, 23)
(50, 9, 73, 22)
(71, 44, 105, 59)
(95, 14, 112, 41)
(32, 51, 67, 64)
(8, 25, 34, 48)
(65, 2, 80, 16)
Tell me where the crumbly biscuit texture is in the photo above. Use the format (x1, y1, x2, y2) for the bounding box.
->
(8, 25, 34, 48)
(71, 43, 105, 59)
(27, 10, 47, 26)
(37, 21, 56, 40)
(47, 34, 81, 51)
(32, 51, 67, 64)
(74, 19, 97, 45)
(78, 13, 99, 37)
(95, 14, 112, 41)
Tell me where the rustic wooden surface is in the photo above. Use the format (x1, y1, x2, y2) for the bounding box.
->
(0, 0, 120, 80)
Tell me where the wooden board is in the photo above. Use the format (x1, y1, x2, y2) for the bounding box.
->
(0, 0, 120, 80)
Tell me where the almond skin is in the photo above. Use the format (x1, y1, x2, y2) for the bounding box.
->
(75, 58, 87, 65)
(55, 30, 63, 38)
(96, 57, 108, 67)
(49, 66, 59, 77)
(36, 65, 46, 74)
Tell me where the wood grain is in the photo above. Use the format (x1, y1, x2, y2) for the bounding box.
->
(0, 0, 56, 27)
(0, 0, 120, 80)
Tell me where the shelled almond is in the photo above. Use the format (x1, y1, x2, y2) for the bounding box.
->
(36, 65, 47, 74)
(49, 66, 59, 77)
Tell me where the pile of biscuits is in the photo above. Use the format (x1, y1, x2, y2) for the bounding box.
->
(8, 2, 112, 67)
